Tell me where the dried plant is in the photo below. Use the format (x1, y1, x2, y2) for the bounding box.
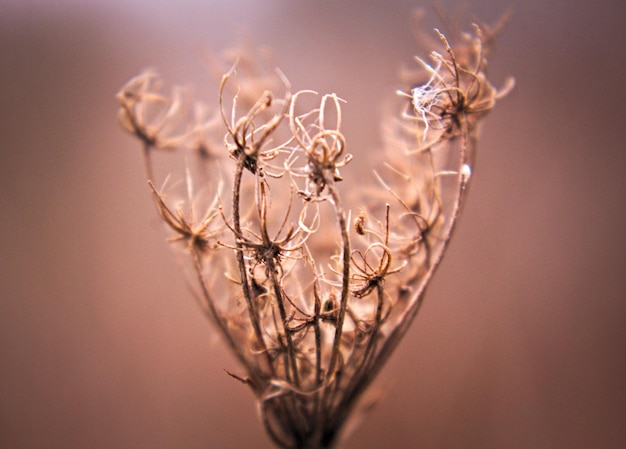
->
(117, 11, 512, 449)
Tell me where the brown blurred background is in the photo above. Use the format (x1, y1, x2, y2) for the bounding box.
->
(1, 1, 624, 448)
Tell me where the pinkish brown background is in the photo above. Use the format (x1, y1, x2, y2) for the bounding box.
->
(1, 1, 624, 448)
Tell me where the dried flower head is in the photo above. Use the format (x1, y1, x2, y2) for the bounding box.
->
(117, 11, 512, 449)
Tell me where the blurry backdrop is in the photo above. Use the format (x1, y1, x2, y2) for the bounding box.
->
(1, 1, 624, 448)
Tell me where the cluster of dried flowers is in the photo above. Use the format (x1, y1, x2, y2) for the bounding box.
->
(117, 12, 512, 449)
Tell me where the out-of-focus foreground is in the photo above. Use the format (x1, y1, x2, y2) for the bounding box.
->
(1, 1, 624, 448)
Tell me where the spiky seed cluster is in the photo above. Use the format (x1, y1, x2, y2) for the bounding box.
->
(117, 15, 511, 449)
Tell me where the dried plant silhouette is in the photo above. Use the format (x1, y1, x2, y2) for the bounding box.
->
(117, 10, 512, 449)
